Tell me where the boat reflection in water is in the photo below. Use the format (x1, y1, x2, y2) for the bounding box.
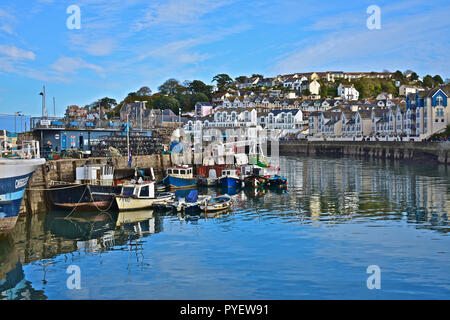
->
(0, 235, 46, 300)
(116, 209, 160, 237)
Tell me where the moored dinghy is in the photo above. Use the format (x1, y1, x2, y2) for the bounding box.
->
(199, 194, 232, 212)
(171, 190, 210, 213)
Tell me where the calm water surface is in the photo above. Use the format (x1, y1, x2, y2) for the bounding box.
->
(1, 155, 449, 299)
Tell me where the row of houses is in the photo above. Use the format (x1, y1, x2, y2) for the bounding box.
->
(184, 107, 305, 134)
(309, 86, 449, 140)
(235, 71, 393, 89)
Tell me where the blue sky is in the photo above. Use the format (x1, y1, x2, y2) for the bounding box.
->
(0, 0, 449, 119)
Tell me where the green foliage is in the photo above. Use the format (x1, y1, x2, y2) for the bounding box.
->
(410, 72, 419, 81)
(152, 94, 180, 113)
(433, 75, 444, 84)
(212, 74, 233, 92)
(353, 78, 397, 98)
(158, 78, 183, 96)
(136, 86, 152, 96)
(423, 75, 434, 88)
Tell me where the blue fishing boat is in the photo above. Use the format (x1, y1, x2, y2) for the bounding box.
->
(0, 140, 45, 233)
(162, 165, 197, 189)
(218, 169, 241, 188)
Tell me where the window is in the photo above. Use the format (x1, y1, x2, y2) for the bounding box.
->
(167, 169, 172, 174)
(122, 187, 135, 196)
(173, 169, 179, 174)
(140, 185, 149, 197)
(436, 96, 444, 106)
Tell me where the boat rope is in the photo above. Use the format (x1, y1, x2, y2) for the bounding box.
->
(64, 186, 89, 219)
(26, 183, 88, 191)
(87, 185, 116, 213)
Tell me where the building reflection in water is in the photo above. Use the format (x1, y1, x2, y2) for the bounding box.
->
(280, 156, 449, 231)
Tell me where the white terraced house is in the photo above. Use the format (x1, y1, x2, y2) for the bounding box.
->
(260, 109, 304, 130)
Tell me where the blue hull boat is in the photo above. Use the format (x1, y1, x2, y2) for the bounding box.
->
(162, 175, 197, 189)
(0, 158, 45, 233)
(219, 177, 241, 188)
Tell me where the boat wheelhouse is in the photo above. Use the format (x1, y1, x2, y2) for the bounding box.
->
(162, 165, 197, 189)
(115, 182, 174, 211)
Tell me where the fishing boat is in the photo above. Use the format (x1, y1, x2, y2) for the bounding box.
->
(48, 163, 121, 212)
(115, 182, 174, 211)
(0, 139, 45, 233)
(162, 165, 197, 189)
(199, 194, 232, 212)
(218, 169, 241, 188)
(171, 190, 210, 214)
(242, 166, 269, 188)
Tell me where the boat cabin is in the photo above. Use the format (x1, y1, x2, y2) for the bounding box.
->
(221, 169, 239, 177)
(121, 182, 155, 199)
(166, 166, 194, 179)
(76, 164, 114, 185)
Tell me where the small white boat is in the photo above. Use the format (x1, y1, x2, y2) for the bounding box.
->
(171, 190, 211, 213)
(115, 182, 174, 211)
(199, 194, 232, 212)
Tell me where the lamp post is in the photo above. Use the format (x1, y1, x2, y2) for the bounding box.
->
(179, 108, 181, 124)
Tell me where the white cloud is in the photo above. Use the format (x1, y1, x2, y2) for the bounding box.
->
(0, 8, 16, 35)
(69, 36, 116, 56)
(135, 0, 233, 30)
(51, 57, 103, 75)
(273, 5, 450, 77)
(0, 45, 35, 60)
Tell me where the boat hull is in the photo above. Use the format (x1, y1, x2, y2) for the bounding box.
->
(244, 176, 267, 188)
(0, 158, 45, 233)
(162, 175, 197, 189)
(48, 184, 120, 212)
(219, 177, 241, 188)
(115, 194, 173, 211)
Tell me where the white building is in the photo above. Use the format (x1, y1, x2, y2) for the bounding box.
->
(338, 84, 359, 100)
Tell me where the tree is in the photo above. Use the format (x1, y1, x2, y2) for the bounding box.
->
(251, 74, 264, 79)
(212, 74, 233, 92)
(136, 86, 152, 96)
(423, 75, 434, 88)
(235, 76, 247, 83)
(433, 75, 444, 84)
(410, 72, 419, 81)
(158, 78, 183, 96)
(187, 80, 212, 98)
(393, 70, 405, 81)
(152, 94, 180, 112)
(303, 89, 311, 96)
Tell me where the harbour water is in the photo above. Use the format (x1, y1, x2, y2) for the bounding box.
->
(1, 155, 449, 300)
